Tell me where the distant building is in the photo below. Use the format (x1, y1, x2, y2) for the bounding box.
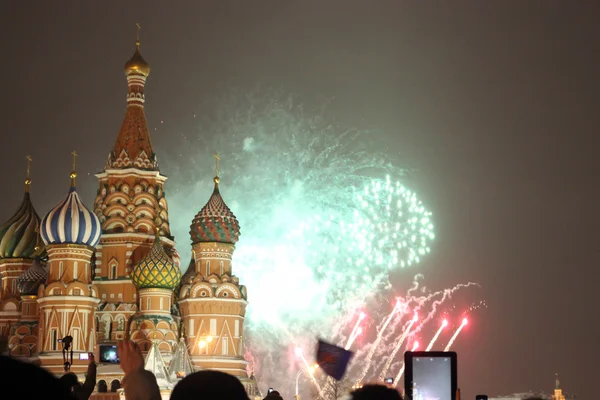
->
(489, 374, 575, 400)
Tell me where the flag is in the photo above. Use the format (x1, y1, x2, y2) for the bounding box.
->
(316, 339, 354, 381)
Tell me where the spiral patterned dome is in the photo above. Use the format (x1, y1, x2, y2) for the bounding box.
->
(190, 179, 240, 245)
(131, 231, 181, 290)
(41, 186, 101, 248)
(0, 192, 41, 259)
(17, 255, 47, 295)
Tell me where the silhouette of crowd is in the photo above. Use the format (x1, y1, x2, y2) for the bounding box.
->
(0, 340, 402, 400)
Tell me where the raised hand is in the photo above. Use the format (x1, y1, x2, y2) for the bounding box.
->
(117, 340, 145, 375)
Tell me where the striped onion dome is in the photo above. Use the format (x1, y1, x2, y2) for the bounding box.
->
(17, 255, 47, 295)
(190, 177, 240, 245)
(131, 231, 181, 290)
(40, 186, 101, 247)
(0, 192, 41, 259)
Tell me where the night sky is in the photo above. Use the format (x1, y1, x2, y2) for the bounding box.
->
(1, 1, 599, 399)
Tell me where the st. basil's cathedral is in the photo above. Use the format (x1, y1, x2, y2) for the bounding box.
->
(0, 31, 258, 398)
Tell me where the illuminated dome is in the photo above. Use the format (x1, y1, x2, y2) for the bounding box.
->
(124, 41, 150, 77)
(17, 254, 47, 295)
(0, 192, 41, 259)
(190, 177, 240, 245)
(131, 231, 181, 290)
(41, 186, 101, 248)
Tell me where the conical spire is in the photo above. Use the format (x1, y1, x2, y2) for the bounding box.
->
(169, 337, 195, 381)
(144, 340, 172, 389)
(108, 24, 156, 171)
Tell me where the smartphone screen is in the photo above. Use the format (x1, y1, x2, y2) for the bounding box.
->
(412, 356, 452, 400)
(268, 388, 274, 394)
(384, 378, 394, 384)
(79, 353, 89, 360)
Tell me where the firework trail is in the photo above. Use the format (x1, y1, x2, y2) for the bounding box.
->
(344, 281, 479, 389)
(390, 340, 420, 386)
(345, 312, 366, 350)
(355, 301, 402, 385)
(295, 347, 324, 397)
(346, 327, 363, 351)
(425, 319, 448, 351)
(444, 318, 468, 351)
(378, 313, 418, 380)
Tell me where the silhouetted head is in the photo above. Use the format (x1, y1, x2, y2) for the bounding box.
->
(265, 390, 284, 400)
(0, 355, 73, 399)
(59, 372, 81, 392)
(171, 370, 249, 400)
(351, 384, 403, 400)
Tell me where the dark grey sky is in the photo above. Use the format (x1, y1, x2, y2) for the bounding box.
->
(1, 1, 598, 398)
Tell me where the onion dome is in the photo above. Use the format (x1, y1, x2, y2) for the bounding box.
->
(131, 230, 181, 290)
(17, 253, 47, 295)
(0, 157, 41, 259)
(190, 175, 240, 245)
(0, 192, 41, 259)
(124, 40, 150, 77)
(40, 156, 101, 247)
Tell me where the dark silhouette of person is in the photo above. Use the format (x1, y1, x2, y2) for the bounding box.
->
(171, 370, 249, 400)
(59, 353, 97, 400)
(351, 384, 403, 400)
(0, 354, 74, 399)
(264, 390, 284, 400)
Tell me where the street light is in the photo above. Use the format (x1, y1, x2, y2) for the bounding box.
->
(295, 364, 319, 400)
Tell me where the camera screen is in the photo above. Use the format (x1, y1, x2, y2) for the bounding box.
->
(99, 345, 119, 364)
(79, 353, 89, 360)
(412, 357, 452, 400)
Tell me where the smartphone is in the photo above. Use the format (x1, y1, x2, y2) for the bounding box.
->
(79, 353, 89, 360)
(384, 378, 394, 384)
(475, 396, 488, 400)
(57, 339, 63, 343)
(268, 388, 274, 394)
(404, 351, 457, 400)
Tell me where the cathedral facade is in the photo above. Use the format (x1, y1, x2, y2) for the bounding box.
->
(0, 33, 255, 396)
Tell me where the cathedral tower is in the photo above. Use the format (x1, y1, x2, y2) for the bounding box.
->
(37, 155, 101, 374)
(129, 229, 181, 354)
(179, 156, 250, 381)
(93, 27, 179, 342)
(0, 157, 41, 340)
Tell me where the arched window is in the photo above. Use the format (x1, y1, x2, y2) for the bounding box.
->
(111, 264, 118, 280)
(73, 261, 78, 280)
(159, 297, 164, 310)
(58, 262, 64, 279)
(219, 261, 224, 276)
(97, 381, 108, 393)
(222, 337, 228, 355)
(110, 380, 121, 392)
(147, 297, 151, 311)
(206, 261, 210, 276)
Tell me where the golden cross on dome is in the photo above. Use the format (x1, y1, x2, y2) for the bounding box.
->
(25, 155, 32, 192)
(214, 153, 220, 177)
(71, 151, 78, 171)
(70, 151, 78, 186)
(136, 23, 141, 43)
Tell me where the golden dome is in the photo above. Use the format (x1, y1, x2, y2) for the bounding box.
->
(124, 41, 150, 77)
